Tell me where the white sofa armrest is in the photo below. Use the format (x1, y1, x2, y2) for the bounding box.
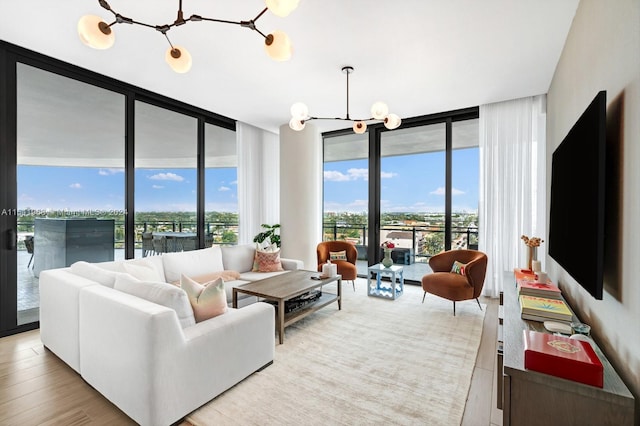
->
(39, 268, 100, 372)
(79, 285, 274, 426)
(281, 258, 304, 270)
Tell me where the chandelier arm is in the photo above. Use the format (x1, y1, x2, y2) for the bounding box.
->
(307, 116, 378, 122)
(252, 7, 269, 23)
(198, 16, 244, 26)
(98, 0, 113, 12)
(163, 32, 175, 49)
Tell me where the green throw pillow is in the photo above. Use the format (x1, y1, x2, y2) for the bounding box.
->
(451, 260, 467, 275)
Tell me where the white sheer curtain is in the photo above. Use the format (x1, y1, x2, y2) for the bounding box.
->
(236, 122, 280, 245)
(479, 95, 546, 297)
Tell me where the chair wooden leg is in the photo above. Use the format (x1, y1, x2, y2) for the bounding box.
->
(453, 301, 456, 316)
(422, 291, 427, 303)
(351, 280, 355, 291)
(476, 298, 483, 311)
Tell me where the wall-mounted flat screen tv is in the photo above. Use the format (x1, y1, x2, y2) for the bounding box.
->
(548, 91, 606, 300)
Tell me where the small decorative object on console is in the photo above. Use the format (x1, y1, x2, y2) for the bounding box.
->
(380, 241, 395, 268)
(521, 234, 544, 271)
(523, 330, 603, 387)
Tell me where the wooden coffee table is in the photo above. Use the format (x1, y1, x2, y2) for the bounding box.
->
(232, 270, 342, 344)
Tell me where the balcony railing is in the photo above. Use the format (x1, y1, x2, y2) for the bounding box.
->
(322, 223, 479, 263)
(15, 220, 239, 250)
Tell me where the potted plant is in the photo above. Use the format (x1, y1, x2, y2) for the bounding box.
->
(253, 224, 281, 248)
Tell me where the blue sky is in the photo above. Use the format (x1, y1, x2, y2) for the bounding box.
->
(323, 148, 479, 213)
(17, 147, 478, 215)
(17, 166, 238, 213)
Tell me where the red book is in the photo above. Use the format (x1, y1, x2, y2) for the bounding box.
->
(523, 330, 603, 387)
(518, 280, 562, 299)
(514, 268, 536, 281)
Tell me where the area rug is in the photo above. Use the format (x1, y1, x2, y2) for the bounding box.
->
(187, 279, 486, 426)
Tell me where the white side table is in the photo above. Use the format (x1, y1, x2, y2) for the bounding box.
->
(367, 263, 404, 300)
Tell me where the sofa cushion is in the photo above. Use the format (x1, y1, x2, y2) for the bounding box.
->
(180, 275, 227, 322)
(221, 244, 256, 272)
(123, 261, 163, 282)
(162, 246, 224, 283)
(97, 256, 167, 283)
(114, 274, 196, 328)
(70, 261, 120, 288)
(252, 249, 284, 272)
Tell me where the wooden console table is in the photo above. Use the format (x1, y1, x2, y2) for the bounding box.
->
(498, 271, 634, 425)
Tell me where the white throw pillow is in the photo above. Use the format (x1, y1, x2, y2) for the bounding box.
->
(70, 261, 120, 288)
(221, 244, 256, 272)
(180, 274, 227, 322)
(123, 261, 163, 282)
(114, 274, 196, 328)
(162, 246, 224, 283)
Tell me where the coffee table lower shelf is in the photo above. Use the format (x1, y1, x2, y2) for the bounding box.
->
(232, 270, 342, 344)
(281, 293, 338, 326)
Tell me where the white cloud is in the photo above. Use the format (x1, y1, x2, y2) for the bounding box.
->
(324, 168, 396, 182)
(218, 186, 231, 192)
(324, 170, 351, 181)
(152, 185, 164, 189)
(69, 183, 82, 189)
(98, 168, 124, 176)
(149, 172, 184, 182)
(230, 180, 238, 185)
(430, 187, 465, 196)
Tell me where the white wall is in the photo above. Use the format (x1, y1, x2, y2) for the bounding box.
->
(278, 123, 322, 269)
(546, 0, 640, 414)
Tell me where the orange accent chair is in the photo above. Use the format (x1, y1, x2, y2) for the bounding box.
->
(421, 249, 488, 315)
(316, 241, 358, 291)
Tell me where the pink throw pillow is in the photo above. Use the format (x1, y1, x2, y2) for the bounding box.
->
(180, 274, 227, 322)
(253, 249, 284, 272)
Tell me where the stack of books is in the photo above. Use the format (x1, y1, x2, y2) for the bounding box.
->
(519, 294, 573, 322)
(517, 279, 562, 299)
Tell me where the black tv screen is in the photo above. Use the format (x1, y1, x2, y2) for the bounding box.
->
(548, 91, 606, 300)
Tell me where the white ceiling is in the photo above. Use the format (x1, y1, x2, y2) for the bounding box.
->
(0, 0, 578, 134)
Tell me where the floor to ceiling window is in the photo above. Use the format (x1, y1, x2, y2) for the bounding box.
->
(322, 108, 479, 283)
(451, 119, 480, 250)
(322, 132, 369, 263)
(16, 63, 125, 325)
(204, 123, 238, 246)
(134, 101, 197, 257)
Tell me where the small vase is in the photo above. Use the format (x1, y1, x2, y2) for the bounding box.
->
(382, 248, 393, 268)
(526, 246, 537, 271)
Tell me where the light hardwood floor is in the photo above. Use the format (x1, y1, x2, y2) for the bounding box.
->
(0, 294, 502, 425)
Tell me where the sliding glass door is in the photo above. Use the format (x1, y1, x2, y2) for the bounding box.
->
(16, 63, 125, 325)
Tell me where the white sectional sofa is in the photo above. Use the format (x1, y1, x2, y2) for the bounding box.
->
(39, 244, 303, 426)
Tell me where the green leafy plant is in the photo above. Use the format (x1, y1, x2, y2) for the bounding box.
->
(253, 223, 281, 248)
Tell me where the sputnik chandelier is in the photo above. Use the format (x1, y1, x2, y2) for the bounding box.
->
(289, 66, 401, 134)
(78, 0, 300, 73)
